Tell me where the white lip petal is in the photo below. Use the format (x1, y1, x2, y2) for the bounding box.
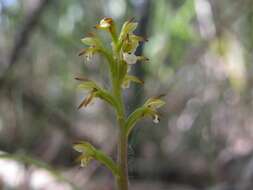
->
(86, 54, 92, 61)
(123, 53, 138, 65)
(153, 115, 160, 124)
(100, 22, 110, 28)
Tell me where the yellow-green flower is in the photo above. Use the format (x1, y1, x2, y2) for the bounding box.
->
(143, 96, 165, 124)
(74, 142, 96, 167)
(95, 18, 117, 43)
(118, 19, 138, 42)
(73, 142, 119, 176)
(79, 33, 103, 62)
(118, 19, 146, 54)
(123, 52, 149, 65)
(122, 34, 144, 53)
(78, 47, 98, 63)
(95, 18, 114, 29)
(76, 77, 118, 109)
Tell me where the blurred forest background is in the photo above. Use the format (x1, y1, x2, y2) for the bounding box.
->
(0, 0, 253, 189)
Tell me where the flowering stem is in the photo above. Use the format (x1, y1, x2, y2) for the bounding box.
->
(75, 18, 165, 190)
(117, 116, 129, 190)
(112, 74, 128, 190)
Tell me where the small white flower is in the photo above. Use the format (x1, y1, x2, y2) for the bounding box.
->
(123, 52, 138, 65)
(153, 114, 160, 124)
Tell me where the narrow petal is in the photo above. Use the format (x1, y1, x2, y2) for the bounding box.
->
(77, 97, 88, 109)
(75, 77, 89, 81)
(119, 21, 138, 40)
(77, 81, 98, 90)
(137, 56, 149, 62)
(144, 98, 165, 109)
(122, 75, 144, 88)
(78, 49, 87, 56)
(77, 93, 94, 109)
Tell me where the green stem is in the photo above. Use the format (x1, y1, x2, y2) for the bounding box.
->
(107, 34, 128, 190)
(117, 118, 129, 190)
(112, 76, 128, 190)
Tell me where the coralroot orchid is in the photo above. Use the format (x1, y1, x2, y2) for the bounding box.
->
(74, 18, 165, 190)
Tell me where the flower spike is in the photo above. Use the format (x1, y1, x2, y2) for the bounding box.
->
(74, 19, 164, 188)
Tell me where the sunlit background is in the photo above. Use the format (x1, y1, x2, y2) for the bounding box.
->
(0, 0, 253, 189)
